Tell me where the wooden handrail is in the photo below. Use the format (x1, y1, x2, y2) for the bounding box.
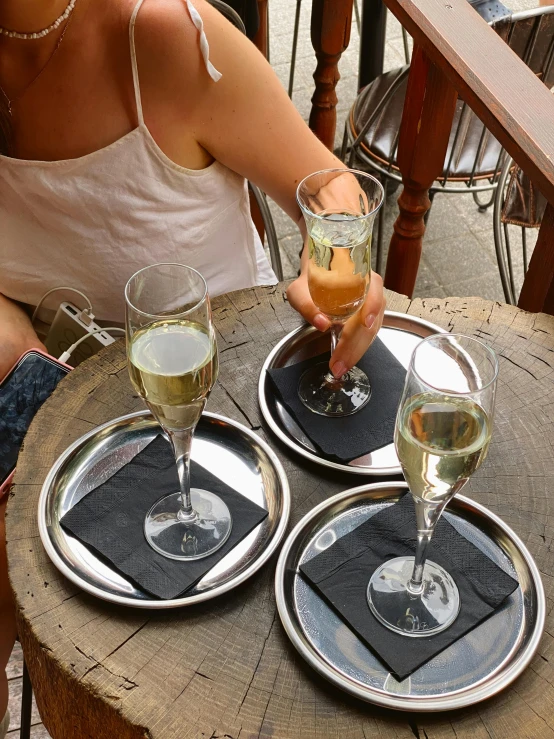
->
(384, 0, 554, 204)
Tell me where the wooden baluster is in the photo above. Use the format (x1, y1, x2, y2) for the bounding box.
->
(253, 0, 269, 58)
(384, 45, 458, 297)
(309, 0, 353, 149)
(518, 203, 554, 314)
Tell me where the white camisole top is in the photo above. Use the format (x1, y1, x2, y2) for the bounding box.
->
(0, 0, 276, 322)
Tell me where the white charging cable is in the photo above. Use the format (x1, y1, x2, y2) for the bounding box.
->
(32, 286, 94, 326)
(58, 327, 126, 364)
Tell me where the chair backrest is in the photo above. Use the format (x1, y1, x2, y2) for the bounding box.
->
(500, 7, 554, 84)
(207, 0, 247, 33)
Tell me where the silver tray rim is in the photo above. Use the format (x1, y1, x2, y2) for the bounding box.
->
(258, 311, 446, 476)
(38, 410, 291, 609)
(275, 481, 546, 712)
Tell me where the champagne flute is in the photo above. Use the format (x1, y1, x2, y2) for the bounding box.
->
(367, 334, 498, 635)
(125, 264, 232, 561)
(296, 169, 384, 417)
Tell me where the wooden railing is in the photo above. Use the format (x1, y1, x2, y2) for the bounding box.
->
(308, 0, 554, 315)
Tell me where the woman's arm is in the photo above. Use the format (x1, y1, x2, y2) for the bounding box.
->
(0, 295, 45, 379)
(137, 0, 385, 373)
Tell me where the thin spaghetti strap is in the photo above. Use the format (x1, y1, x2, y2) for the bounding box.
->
(128, 0, 220, 126)
(186, 0, 222, 82)
(129, 0, 146, 125)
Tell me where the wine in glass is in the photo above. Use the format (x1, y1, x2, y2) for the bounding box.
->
(125, 263, 232, 561)
(367, 333, 498, 636)
(296, 169, 384, 417)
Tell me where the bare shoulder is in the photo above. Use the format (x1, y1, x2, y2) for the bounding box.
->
(133, 0, 199, 47)
(132, 0, 253, 84)
(131, 0, 219, 110)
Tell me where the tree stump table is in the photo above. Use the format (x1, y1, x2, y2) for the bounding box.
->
(7, 285, 554, 738)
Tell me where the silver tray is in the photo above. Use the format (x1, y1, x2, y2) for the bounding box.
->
(275, 482, 545, 711)
(38, 410, 290, 608)
(258, 311, 445, 475)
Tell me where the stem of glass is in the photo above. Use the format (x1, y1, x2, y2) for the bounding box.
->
(406, 497, 446, 596)
(325, 323, 344, 383)
(167, 428, 198, 522)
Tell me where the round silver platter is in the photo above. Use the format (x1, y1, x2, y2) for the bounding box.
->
(258, 311, 445, 475)
(39, 410, 290, 609)
(275, 482, 545, 712)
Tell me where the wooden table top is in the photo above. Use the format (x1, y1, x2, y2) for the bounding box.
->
(8, 285, 554, 739)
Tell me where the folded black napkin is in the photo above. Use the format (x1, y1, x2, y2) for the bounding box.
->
(61, 435, 268, 600)
(300, 494, 519, 680)
(267, 338, 406, 463)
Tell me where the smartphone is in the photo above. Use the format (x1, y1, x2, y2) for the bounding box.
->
(0, 350, 71, 495)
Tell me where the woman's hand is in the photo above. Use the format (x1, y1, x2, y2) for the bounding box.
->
(287, 272, 386, 378)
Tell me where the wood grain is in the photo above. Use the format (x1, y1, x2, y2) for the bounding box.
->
(7, 284, 554, 737)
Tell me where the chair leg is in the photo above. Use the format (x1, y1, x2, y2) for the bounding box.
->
(375, 194, 387, 276)
(353, 0, 361, 33)
(424, 190, 436, 226)
(248, 183, 284, 281)
(340, 120, 350, 162)
(20, 658, 32, 739)
(402, 27, 411, 63)
(288, 0, 303, 98)
(472, 189, 495, 213)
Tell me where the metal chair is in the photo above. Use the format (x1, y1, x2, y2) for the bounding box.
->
(341, 6, 554, 275)
(208, 0, 284, 279)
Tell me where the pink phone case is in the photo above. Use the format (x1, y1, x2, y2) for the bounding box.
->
(0, 348, 72, 497)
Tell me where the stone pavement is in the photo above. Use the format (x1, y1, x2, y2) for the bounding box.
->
(6, 0, 538, 734)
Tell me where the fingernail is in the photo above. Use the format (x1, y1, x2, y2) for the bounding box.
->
(313, 313, 329, 331)
(331, 361, 347, 379)
(365, 313, 376, 329)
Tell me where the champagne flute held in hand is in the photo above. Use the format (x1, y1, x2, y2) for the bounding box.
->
(125, 263, 232, 561)
(296, 169, 384, 417)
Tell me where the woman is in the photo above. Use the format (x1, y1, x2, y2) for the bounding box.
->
(0, 0, 386, 729)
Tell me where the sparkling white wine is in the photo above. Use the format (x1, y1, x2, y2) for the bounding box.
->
(307, 212, 371, 320)
(129, 319, 218, 431)
(395, 393, 491, 504)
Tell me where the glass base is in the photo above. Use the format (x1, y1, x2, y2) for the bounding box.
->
(297, 361, 371, 417)
(144, 489, 232, 561)
(367, 556, 460, 637)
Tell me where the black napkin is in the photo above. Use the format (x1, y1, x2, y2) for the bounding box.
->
(267, 338, 406, 462)
(61, 435, 268, 600)
(300, 494, 519, 680)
